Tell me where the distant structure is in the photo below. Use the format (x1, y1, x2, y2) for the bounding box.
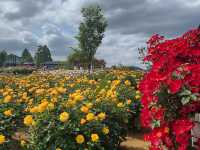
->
(42, 61, 60, 70)
(72, 58, 106, 70)
(22, 62, 35, 68)
(94, 59, 106, 69)
(5, 54, 22, 66)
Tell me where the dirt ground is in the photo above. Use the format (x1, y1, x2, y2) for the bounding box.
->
(120, 133, 150, 150)
(12, 131, 149, 150)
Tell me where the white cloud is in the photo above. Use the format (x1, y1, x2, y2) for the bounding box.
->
(96, 31, 147, 67)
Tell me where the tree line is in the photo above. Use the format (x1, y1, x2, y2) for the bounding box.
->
(0, 45, 52, 67)
(1, 4, 107, 72)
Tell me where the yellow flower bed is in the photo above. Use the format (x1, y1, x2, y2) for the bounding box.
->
(0, 70, 143, 150)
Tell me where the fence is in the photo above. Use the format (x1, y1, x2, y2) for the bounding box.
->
(192, 113, 200, 147)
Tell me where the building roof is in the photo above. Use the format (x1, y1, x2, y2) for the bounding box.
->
(23, 62, 35, 65)
(42, 61, 60, 65)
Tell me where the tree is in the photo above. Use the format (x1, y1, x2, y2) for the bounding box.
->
(43, 45, 53, 62)
(67, 47, 87, 68)
(0, 50, 7, 67)
(21, 48, 33, 63)
(76, 4, 107, 73)
(34, 45, 52, 66)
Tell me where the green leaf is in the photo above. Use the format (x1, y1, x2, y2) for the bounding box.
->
(152, 120, 160, 128)
(181, 96, 191, 105)
(179, 89, 191, 96)
(190, 94, 197, 101)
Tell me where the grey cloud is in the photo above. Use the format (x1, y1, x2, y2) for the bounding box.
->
(39, 23, 75, 60)
(3, 0, 52, 20)
(0, 38, 38, 56)
(99, 0, 145, 11)
(47, 34, 74, 59)
(99, 0, 200, 36)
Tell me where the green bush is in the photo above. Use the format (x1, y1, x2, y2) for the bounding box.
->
(0, 67, 35, 75)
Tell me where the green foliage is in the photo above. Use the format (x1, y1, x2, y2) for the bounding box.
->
(0, 67, 35, 75)
(0, 103, 26, 149)
(76, 4, 107, 71)
(67, 48, 87, 68)
(34, 45, 53, 66)
(67, 48, 106, 69)
(21, 49, 33, 63)
(0, 51, 7, 67)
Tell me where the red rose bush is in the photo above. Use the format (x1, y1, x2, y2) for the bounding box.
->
(139, 28, 200, 150)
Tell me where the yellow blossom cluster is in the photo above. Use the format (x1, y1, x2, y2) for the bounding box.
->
(0, 70, 143, 149)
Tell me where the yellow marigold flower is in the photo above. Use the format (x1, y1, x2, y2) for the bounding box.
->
(86, 103, 93, 108)
(76, 134, 85, 144)
(3, 91, 8, 96)
(3, 95, 12, 103)
(51, 89, 58, 96)
(135, 95, 141, 100)
(112, 80, 120, 86)
(48, 103, 55, 110)
(22, 92, 28, 99)
(127, 99, 132, 105)
(97, 112, 106, 121)
(80, 118, 86, 125)
(38, 101, 49, 113)
(136, 90, 141, 95)
(24, 115, 34, 126)
(117, 102, 124, 108)
(70, 84, 74, 88)
(74, 95, 84, 101)
(86, 113, 95, 121)
(66, 99, 76, 107)
(57, 87, 66, 94)
(96, 98, 101, 103)
(35, 89, 45, 95)
(20, 140, 26, 146)
(30, 106, 38, 113)
(0, 134, 5, 144)
(91, 134, 99, 142)
(124, 80, 131, 86)
(102, 127, 109, 135)
(3, 109, 12, 116)
(56, 148, 62, 150)
(80, 106, 89, 113)
(59, 112, 69, 122)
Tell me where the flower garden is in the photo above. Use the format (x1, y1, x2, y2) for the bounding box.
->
(0, 70, 143, 150)
(0, 28, 200, 150)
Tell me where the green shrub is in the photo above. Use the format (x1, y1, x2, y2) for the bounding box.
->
(0, 67, 35, 75)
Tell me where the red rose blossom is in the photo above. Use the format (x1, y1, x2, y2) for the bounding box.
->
(139, 28, 200, 149)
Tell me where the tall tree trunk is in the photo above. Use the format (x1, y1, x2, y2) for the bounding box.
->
(88, 63, 91, 74)
(88, 56, 93, 74)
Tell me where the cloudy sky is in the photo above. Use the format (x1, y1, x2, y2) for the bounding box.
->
(0, 0, 200, 67)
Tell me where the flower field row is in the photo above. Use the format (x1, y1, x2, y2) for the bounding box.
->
(0, 70, 143, 150)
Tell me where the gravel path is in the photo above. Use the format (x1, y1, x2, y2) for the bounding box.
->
(120, 133, 149, 150)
